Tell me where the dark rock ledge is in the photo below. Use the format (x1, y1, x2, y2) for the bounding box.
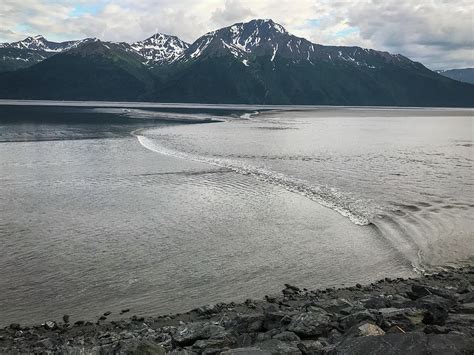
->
(2, 265, 474, 354)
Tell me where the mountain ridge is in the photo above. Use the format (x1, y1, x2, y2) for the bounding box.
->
(0, 19, 473, 106)
(436, 68, 474, 85)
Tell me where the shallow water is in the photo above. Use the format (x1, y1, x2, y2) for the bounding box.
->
(0, 105, 472, 326)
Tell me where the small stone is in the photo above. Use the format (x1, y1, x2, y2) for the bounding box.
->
(74, 320, 85, 326)
(356, 283, 362, 289)
(99, 316, 107, 321)
(355, 323, 385, 336)
(407, 284, 432, 300)
(120, 308, 130, 314)
(103, 311, 111, 316)
(9, 323, 21, 330)
(43, 321, 56, 330)
(62, 315, 70, 323)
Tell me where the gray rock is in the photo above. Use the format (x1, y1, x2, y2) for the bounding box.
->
(173, 322, 225, 346)
(363, 296, 391, 309)
(272, 331, 300, 342)
(377, 307, 425, 330)
(232, 313, 264, 333)
(345, 322, 385, 338)
(423, 325, 449, 334)
(191, 336, 236, 352)
(9, 323, 21, 330)
(314, 299, 353, 313)
(339, 310, 375, 330)
(236, 333, 253, 347)
(331, 332, 474, 355)
(263, 308, 292, 331)
(407, 285, 432, 300)
(287, 311, 331, 337)
(458, 302, 474, 314)
(221, 348, 272, 355)
(197, 304, 220, 316)
(297, 340, 324, 353)
(43, 321, 57, 330)
(256, 339, 302, 354)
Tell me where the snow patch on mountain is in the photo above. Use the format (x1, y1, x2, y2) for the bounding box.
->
(131, 34, 189, 66)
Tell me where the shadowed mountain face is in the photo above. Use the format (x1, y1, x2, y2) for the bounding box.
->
(0, 19, 473, 106)
(437, 68, 474, 85)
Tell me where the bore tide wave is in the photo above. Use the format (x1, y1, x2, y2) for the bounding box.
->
(135, 132, 372, 226)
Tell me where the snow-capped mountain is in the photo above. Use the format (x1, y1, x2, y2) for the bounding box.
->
(0, 35, 80, 52)
(131, 33, 189, 66)
(0, 19, 472, 106)
(178, 19, 418, 70)
(0, 36, 95, 72)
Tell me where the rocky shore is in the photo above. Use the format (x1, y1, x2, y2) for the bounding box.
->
(1, 265, 473, 354)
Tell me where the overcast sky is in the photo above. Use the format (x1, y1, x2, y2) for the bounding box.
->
(1, 0, 473, 69)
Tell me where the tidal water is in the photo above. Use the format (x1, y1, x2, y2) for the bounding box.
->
(0, 104, 472, 326)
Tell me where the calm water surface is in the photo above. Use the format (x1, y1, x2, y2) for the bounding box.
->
(0, 104, 472, 326)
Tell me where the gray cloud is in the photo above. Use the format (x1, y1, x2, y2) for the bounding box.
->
(211, 0, 255, 28)
(0, 0, 472, 69)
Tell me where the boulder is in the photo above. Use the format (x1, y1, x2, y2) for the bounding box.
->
(263, 306, 292, 331)
(407, 285, 432, 300)
(364, 296, 391, 310)
(287, 311, 332, 337)
(231, 313, 264, 333)
(173, 322, 226, 346)
(314, 299, 353, 314)
(297, 340, 324, 353)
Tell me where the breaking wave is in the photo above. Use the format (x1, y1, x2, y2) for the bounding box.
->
(135, 131, 373, 226)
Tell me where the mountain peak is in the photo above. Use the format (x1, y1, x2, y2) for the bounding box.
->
(246, 19, 287, 33)
(183, 18, 297, 62)
(0, 35, 81, 52)
(131, 33, 189, 66)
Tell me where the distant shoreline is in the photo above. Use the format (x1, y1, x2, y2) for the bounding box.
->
(1, 99, 473, 111)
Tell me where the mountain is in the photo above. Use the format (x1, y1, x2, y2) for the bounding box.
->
(0, 19, 473, 106)
(0, 35, 81, 52)
(436, 68, 474, 85)
(131, 33, 189, 67)
(177, 19, 416, 69)
(154, 19, 474, 106)
(0, 35, 85, 72)
(0, 39, 155, 101)
(0, 33, 188, 73)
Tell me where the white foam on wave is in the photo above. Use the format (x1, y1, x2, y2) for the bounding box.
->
(135, 132, 372, 226)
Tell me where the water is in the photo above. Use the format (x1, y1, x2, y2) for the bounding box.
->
(0, 104, 472, 326)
